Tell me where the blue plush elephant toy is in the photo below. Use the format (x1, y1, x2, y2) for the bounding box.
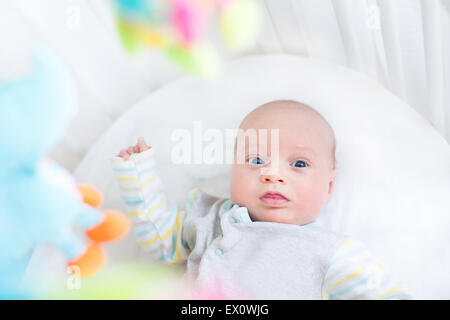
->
(0, 47, 106, 299)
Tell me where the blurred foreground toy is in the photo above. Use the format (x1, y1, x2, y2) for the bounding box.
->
(69, 184, 130, 278)
(47, 261, 243, 299)
(113, 0, 262, 77)
(0, 46, 129, 298)
(52, 262, 185, 299)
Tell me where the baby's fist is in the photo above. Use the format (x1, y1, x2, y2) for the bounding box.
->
(118, 137, 150, 160)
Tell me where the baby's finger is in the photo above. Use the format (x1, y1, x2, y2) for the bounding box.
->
(137, 137, 148, 152)
(133, 145, 139, 153)
(127, 146, 134, 154)
(119, 150, 130, 160)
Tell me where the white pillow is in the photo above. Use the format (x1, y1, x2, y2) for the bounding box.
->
(74, 54, 450, 299)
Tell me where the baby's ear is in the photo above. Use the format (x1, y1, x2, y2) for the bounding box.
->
(331, 167, 338, 179)
(327, 167, 338, 200)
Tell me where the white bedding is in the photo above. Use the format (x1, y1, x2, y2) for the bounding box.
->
(74, 54, 450, 299)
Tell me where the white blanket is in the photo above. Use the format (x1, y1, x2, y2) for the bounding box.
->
(72, 54, 450, 299)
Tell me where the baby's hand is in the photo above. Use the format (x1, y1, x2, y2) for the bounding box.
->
(118, 137, 150, 160)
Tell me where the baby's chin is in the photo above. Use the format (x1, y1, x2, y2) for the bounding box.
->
(249, 206, 308, 225)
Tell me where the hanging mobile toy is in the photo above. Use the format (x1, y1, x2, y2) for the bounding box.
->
(113, 0, 262, 77)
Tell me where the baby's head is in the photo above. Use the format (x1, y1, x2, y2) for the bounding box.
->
(230, 100, 337, 225)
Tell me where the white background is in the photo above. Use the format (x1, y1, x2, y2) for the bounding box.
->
(0, 0, 449, 171)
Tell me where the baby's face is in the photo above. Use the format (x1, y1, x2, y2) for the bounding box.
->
(230, 102, 337, 225)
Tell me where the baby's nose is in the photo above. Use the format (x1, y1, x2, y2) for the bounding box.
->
(259, 173, 285, 184)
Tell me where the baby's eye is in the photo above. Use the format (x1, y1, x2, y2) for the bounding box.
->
(248, 156, 265, 166)
(290, 160, 308, 168)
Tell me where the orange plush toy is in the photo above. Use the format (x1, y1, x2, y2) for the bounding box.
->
(68, 184, 130, 278)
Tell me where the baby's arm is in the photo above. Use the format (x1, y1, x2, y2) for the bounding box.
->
(110, 137, 192, 265)
(321, 238, 413, 300)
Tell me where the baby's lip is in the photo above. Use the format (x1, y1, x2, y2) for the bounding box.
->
(259, 191, 289, 206)
(260, 191, 289, 200)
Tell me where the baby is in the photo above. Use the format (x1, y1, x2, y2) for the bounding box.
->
(111, 100, 412, 299)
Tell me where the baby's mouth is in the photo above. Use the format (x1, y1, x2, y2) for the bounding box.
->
(259, 192, 289, 207)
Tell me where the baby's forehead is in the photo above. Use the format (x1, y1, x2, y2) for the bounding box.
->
(240, 102, 331, 139)
(237, 100, 336, 159)
(241, 101, 321, 125)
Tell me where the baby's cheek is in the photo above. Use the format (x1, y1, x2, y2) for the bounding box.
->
(293, 182, 324, 215)
(230, 166, 249, 206)
(230, 181, 241, 204)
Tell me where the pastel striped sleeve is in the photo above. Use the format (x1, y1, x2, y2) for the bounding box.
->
(110, 147, 192, 265)
(321, 238, 413, 300)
